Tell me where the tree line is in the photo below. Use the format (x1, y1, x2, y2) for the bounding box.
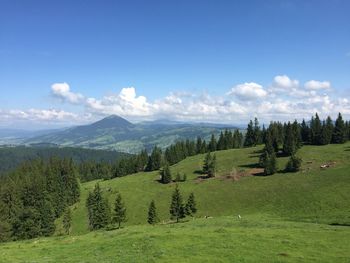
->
(0, 157, 80, 242)
(256, 113, 350, 176)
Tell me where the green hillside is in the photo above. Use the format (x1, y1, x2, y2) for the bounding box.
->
(62, 142, 350, 236)
(1, 142, 349, 262)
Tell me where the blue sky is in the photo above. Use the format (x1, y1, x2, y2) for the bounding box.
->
(0, 0, 350, 128)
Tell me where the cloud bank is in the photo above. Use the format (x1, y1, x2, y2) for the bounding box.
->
(1, 75, 349, 127)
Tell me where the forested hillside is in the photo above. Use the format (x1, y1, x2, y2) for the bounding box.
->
(0, 146, 129, 176)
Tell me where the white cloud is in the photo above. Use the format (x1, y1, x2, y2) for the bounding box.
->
(304, 80, 331, 90)
(228, 82, 267, 100)
(272, 75, 299, 90)
(51, 83, 84, 104)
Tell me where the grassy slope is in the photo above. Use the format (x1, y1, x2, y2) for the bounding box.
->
(64, 142, 350, 236)
(1, 142, 350, 262)
(1, 216, 349, 263)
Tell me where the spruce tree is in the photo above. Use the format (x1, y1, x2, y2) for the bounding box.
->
(300, 119, 310, 144)
(332, 113, 346, 144)
(208, 154, 217, 178)
(169, 185, 185, 222)
(175, 172, 181, 182)
(283, 122, 296, 156)
(203, 152, 212, 174)
(244, 120, 255, 147)
(147, 200, 159, 225)
(113, 192, 126, 228)
(260, 150, 277, 176)
(86, 183, 110, 230)
(185, 192, 197, 216)
(285, 155, 302, 172)
(160, 164, 172, 184)
(208, 134, 217, 152)
(146, 146, 162, 171)
(62, 207, 72, 235)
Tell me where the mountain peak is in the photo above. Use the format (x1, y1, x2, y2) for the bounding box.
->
(90, 115, 133, 129)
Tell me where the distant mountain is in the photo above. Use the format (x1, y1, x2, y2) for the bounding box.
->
(21, 115, 239, 153)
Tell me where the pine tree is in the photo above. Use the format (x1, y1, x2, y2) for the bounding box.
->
(62, 207, 72, 235)
(113, 192, 126, 228)
(310, 113, 322, 145)
(332, 113, 346, 144)
(169, 185, 185, 222)
(285, 155, 302, 172)
(207, 133, 216, 151)
(160, 164, 172, 184)
(86, 183, 110, 230)
(300, 119, 310, 144)
(208, 154, 217, 178)
(147, 200, 159, 225)
(203, 152, 212, 174)
(244, 120, 255, 147)
(146, 146, 162, 171)
(283, 122, 296, 156)
(185, 192, 197, 216)
(260, 150, 277, 176)
(253, 117, 262, 145)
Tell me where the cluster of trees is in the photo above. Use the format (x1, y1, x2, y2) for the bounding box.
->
(86, 184, 126, 230)
(0, 157, 80, 242)
(257, 113, 350, 175)
(86, 184, 197, 229)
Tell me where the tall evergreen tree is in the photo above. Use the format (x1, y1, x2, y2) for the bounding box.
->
(146, 146, 162, 171)
(332, 113, 346, 144)
(244, 120, 255, 147)
(147, 200, 159, 225)
(300, 119, 310, 144)
(113, 192, 126, 228)
(160, 164, 172, 184)
(185, 192, 197, 217)
(310, 113, 322, 145)
(283, 122, 296, 156)
(169, 185, 185, 223)
(86, 183, 110, 230)
(259, 150, 277, 176)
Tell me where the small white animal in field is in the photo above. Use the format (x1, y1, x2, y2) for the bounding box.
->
(238, 214, 241, 219)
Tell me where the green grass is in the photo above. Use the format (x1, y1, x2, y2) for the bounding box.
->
(62, 142, 350, 236)
(1, 142, 350, 262)
(1, 216, 349, 263)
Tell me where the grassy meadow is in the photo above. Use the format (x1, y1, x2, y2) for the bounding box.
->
(1, 142, 350, 262)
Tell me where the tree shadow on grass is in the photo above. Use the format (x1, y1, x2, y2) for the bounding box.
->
(238, 163, 260, 169)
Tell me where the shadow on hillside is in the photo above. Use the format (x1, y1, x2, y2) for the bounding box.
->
(345, 147, 350, 152)
(238, 163, 260, 169)
(194, 169, 204, 175)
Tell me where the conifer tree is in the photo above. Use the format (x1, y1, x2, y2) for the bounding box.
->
(147, 200, 159, 225)
(203, 152, 212, 174)
(208, 154, 217, 178)
(310, 113, 322, 145)
(244, 120, 255, 147)
(332, 113, 346, 144)
(185, 192, 197, 216)
(169, 185, 185, 223)
(208, 134, 217, 152)
(160, 164, 172, 184)
(285, 155, 302, 172)
(62, 207, 72, 235)
(300, 119, 310, 144)
(283, 122, 296, 156)
(146, 146, 162, 171)
(113, 192, 126, 228)
(259, 150, 277, 176)
(86, 183, 110, 230)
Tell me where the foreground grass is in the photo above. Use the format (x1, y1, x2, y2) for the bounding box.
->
(1, 216, 349, 263)
(63, 142, 350, 235)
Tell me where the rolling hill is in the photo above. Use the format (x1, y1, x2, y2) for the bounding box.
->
(1, 142, 349, 262)
(24, 115, 238, 153)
